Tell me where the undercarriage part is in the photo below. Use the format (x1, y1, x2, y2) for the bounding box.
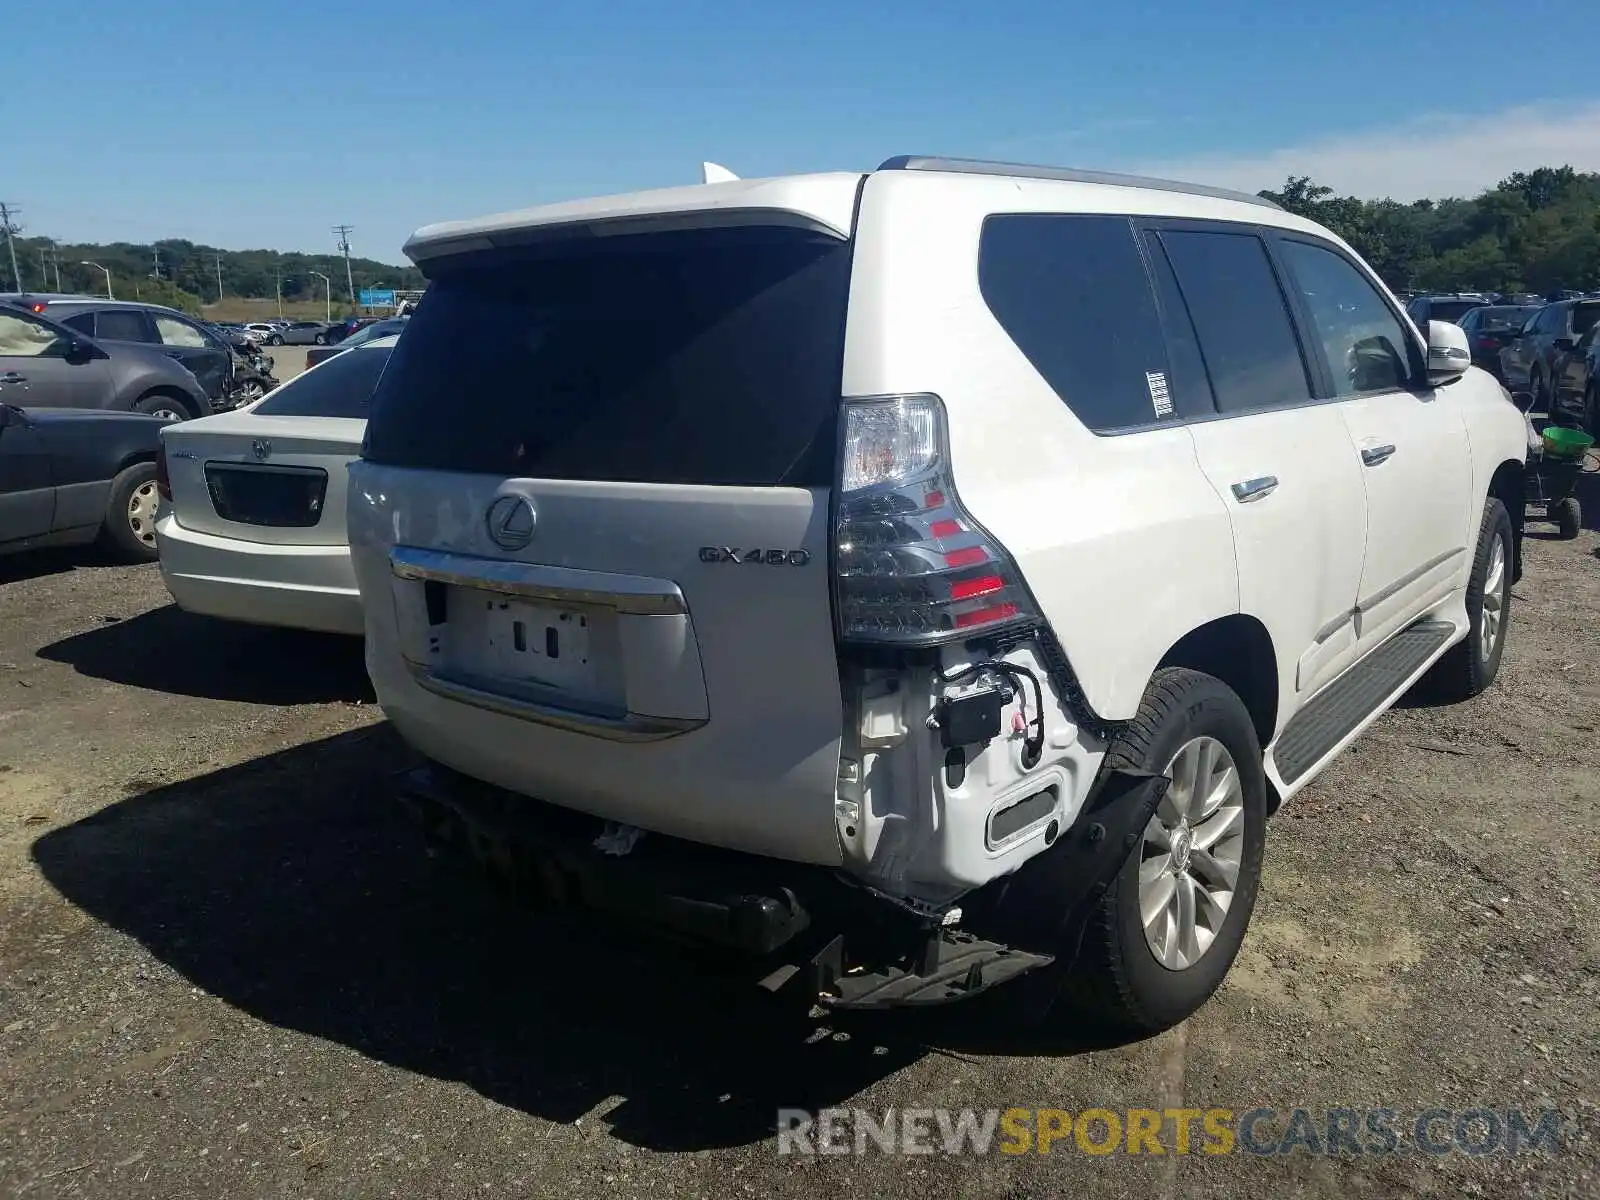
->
(810, 930, 1052, 1008)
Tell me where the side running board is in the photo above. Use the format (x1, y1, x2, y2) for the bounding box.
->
(1274, 619, 1455, 784)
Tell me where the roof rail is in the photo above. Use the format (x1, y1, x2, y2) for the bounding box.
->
(876, 156, 1283, 210)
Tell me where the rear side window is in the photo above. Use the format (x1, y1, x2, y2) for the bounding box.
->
(979, 214, 1173, 431)
(364, 226, 851, 486)
(93, 310, 154, 343)
(154, 315, 210, 348)
(1158, 229, 1313, 414)
(62, 313, 97, 337)
(1573, 304, 1600, 337)
(254, 346, 393, 418)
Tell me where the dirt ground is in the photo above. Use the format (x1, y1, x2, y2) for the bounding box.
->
(1, 486, 1597, 1198)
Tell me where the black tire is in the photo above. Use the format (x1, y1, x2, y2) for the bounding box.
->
(98, 462, 161, 563)
(1585, 384, 1599, 439)
(1056, 668, 1268, 1037)
(1419, 498, 1513, 702)
(132, 393, 192, 421)
(267, 334, 283, 346)
(1551, 496, 1581, 540)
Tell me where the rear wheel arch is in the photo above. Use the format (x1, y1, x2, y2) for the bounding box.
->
(1155, 615, 1279, 752)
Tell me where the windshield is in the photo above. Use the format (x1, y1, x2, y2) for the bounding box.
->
(342, 319, 405, 349)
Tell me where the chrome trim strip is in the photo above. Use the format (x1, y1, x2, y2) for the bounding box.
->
(1357, 547, 1463, 614)
(405, 663, 703, 743)
(389, 545, 686, 617)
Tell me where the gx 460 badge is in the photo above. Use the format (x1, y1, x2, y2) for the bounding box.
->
(700, 547, 812, 566)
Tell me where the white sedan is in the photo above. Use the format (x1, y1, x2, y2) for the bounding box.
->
(154, 335, 398, 635)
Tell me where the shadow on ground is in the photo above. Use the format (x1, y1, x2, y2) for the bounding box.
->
(0, 547, 97, 585)
(30, 726, 1114, 1150)
(37, 604, 372, 705)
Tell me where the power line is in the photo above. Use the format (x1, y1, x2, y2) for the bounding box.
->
(0, 202, 23, 291)
(333, 224, 356, 306)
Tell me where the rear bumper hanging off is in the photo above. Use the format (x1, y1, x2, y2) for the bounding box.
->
(393, 761, 1167, 1010)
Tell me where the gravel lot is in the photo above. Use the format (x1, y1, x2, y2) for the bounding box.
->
(1, 486, 1597, 1198)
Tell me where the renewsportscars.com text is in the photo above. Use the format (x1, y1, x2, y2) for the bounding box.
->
(776, 1106, 1566, 1157)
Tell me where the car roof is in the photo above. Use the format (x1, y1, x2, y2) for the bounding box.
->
(403, 156, 1335, 266)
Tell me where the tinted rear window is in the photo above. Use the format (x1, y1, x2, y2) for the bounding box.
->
(1430, 300, 1482, 323)
(362, 227, 851, 487)
(1158, 229, 1313, 413)
(1478, 306, 1537, 331)
(979, 214, 1176, 431)
(93, 310, 153, 342)
(1574, 304, 1600, 336)
(254, 345, 392, 418)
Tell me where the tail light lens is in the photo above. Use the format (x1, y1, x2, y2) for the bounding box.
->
(834, 394, 1037, 645)
(155, 442, 171, 501)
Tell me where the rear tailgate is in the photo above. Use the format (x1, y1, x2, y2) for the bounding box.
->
(351, 222, 854, 865)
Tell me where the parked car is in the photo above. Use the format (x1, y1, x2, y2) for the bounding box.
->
(1550, 321, 1600, 433)
(5, 296, 235, 410)
(303, 316, 407, 367)
(0, 402, 169, 561)
(1457, 305, 1539, 378)
(348, 157, 1528, 1036)
(0, 305, 210, 420)
(1498, 298, 1600, 410)
(265, 321, 334, 346)
(156, 336, 398, 634)
(1404, 294, 1492, 328)
(243, 323, 277, 342)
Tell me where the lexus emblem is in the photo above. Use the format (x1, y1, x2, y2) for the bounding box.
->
(486, 494, 537, 551)
(250, 438, 271, 461)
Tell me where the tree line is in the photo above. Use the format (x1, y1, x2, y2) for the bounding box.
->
(2, 235, 426, 315)
(1258, 166, 1600, 294)
(5, 165, 1598, 309)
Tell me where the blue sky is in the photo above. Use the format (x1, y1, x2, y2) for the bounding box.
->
(5, 0, 1598, 265)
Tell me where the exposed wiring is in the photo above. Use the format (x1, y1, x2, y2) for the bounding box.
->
(939, 659, 1046, 767)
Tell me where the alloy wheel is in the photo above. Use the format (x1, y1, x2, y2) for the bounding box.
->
(1139, 735, 1247, 971)
(1479, 532, 1508, 662)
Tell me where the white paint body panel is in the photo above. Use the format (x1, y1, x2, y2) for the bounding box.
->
(352, 164, 1530, 894)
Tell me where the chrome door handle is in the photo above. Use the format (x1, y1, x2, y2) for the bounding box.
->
(0, 372, 26, 384)
(1361, 444, 1397, 467)
(1231, 476, 1279, 503)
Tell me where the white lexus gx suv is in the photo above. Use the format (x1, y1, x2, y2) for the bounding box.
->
(349, 156, 1528, 1034)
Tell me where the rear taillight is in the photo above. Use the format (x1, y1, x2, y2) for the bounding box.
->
(834, 394, 1037, 645)
(155, 443, 171, 501)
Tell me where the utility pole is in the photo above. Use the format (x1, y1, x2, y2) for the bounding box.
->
(151, 244, 162, 280)
(48, 241, 61, 290)
(274, 261, 283, 318)
(215, 252, 224, 304)
(0, 202, 23, 291)
(333, 224, 356, 307)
